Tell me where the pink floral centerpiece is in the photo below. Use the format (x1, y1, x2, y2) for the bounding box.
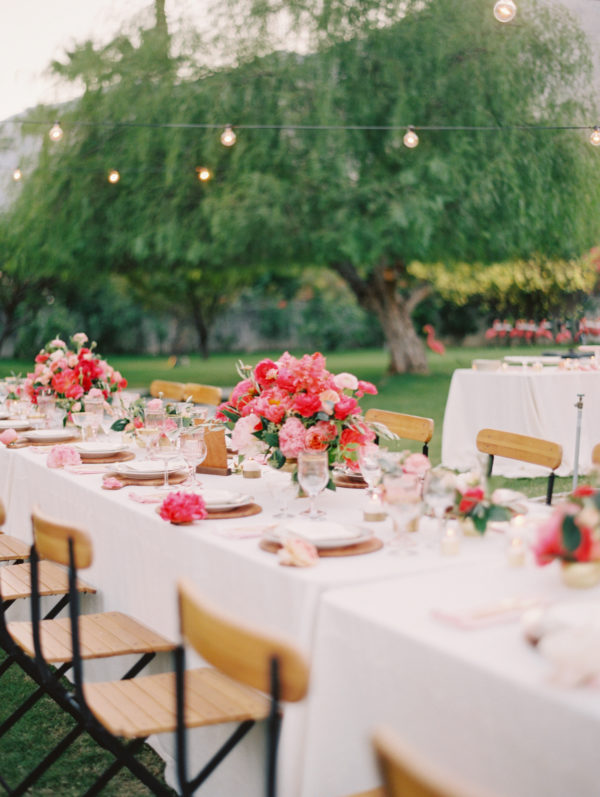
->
(217, 353, 377, 477)
(24, 333, 127, 416)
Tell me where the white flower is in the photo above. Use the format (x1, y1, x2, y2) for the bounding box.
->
(50, 350, 64, 363)
(72, 332, 88, 347)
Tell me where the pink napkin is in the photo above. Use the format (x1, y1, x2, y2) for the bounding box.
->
(128, 492, 165, 504)
(65, 464, 111, 475)
(215, 525, 273, 540)
(432, 597, 548, 630)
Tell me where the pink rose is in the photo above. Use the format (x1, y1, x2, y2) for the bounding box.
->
(278, 537, 319, 567)
(278, 417, 306, 458)
(402, 453, 431, 477)
(333, 372, 359, 391)
(0, 429, 18, 446)
(333, 396, 359, 420)
(47, 445, 82, 469)
(159, 491, 207, 523)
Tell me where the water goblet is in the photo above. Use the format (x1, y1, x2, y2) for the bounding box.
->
(149, 416, 184, 490)
(424, 468, 456, 537)
(265, 468, 297, 518)
(359, 444, 382, 497)
(71, 411, 93, 441)
(382, 473, 422, 554)
(37, 391, 57, 429)
(298, 450, 329, 520)
(180, 429, 207, 486)
(84, 397, 104, 440)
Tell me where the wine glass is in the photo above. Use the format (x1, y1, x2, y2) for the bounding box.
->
(180, 429, 207, 486)
(298, 450, 329, 520)
(37, 390, 57, 429)
(71, 411, 94, 441)
(149, 416, 184, 490)
(84, 397, 105, 440)
(359, 444, 382, 497)
(382, 473, 422, 554)
(423, 468, 456, 537)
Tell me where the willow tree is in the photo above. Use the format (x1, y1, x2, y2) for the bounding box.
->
(206, 0, 600, 372)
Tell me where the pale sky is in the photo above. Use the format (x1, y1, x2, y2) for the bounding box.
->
(0, 0, 208, 120)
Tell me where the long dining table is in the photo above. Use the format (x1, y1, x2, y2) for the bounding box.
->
(1, 440, 600, 795)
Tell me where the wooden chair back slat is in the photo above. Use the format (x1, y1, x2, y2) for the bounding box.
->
(149, 380, 186, 401)
(476, 428, 562, 470)
(177, 578, 309, 703)
(182, 383, 223, 406)
(365, 409, 434, 444)
(373, 726, 496, 797)
(31, 508, 93, 570)
(0, 499, 5, 528)
(592, 443, 600, 467)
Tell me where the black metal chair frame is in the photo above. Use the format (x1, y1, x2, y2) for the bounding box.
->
(0, 543, 164, 796)
(485, 453, 556, 504)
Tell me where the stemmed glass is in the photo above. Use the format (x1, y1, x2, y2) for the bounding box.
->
(149, 416, 184, 490)
(72, 412, 94, 441)
(423, 468, 456, 537)
(180, 429, 207, 487)
(298, 450, 329, 520)
(84, 397, 104, 440)
(359, 444, 382, 497)
(382, 473, 422, 554)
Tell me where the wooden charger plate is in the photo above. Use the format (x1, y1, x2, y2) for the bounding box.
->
(333, 472, 368, 489)
(259, 536, 383, 557)
(80, 450, 135, 465)
(8, 434, 79, 448)
(107, 471, 188, 488)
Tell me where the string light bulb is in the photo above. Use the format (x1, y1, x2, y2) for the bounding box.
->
(107, 169, 121, 184)
(196, 167, 212, 182)
(590, 127, 600, 147)
(12, 168, 22, 182)
(48, 122, 64, 142)
(403, 126, 419, 149)
(493, 0, 517, 23)
(220, 125, 236, 147)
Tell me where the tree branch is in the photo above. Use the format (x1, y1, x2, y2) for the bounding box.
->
(405, 283, 432, 314)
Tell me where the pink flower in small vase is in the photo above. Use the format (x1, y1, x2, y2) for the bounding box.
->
(0, 429, 18, 446)
(146, 399, 163, 412)
(159, 491, 207, 523)
(403, 453, 431, 477)
(87, 388, 104, 400)
(278, 537, 319, 567)
(102, 477, 123, 490)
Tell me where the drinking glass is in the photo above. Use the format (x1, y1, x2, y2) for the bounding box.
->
(382, 473, 422, 554)
(359, 444, 382, 497)
(84, 397, 104, 440)
(424, 468, 456, 536)
(37, 391, 57, 429)
(298, 450, 329, 520)
(149, 416, 184, 490)
(180, 429, 207, 486)
(71, 411, 93, 441)
(265, 468, 297, 518)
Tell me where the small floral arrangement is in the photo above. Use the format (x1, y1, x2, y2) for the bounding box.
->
(0, 429, 18, 447)
(533, 486, 600, 565)
(24, 333, 127, 416)
(159, 491, 208, 524)
(47, 445, 82, 469)
(217, 353, 377, 478)
(453, 479, 512, 534)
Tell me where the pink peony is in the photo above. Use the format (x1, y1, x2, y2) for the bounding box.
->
(159, 491, 207, 523)
(278, 417, 306, 458)
(231, 413, 266, 457)
(333, 372, 359, 391)
(47, 445, 82, 469)
(292, 392, 322, 418)
(356, 380, 378, 396)
(319, 389, 340, 415)
(333, 395, 359, 420)
(278, 537, 319, 567)
(254, 359, 279, 388)
(146, 398, 163, 412)
(101, 477, 124, 490)
(0, 429, 18, 446)
(403, 453, 431, 477)
(305, 421, 337, 451)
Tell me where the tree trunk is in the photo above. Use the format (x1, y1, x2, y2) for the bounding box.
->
(330, 261, 430, 374)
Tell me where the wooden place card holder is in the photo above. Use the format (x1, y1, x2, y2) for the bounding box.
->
(196, 428, 230, 476)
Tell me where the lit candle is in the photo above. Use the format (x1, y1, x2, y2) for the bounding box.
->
(507, 536, 526, 567)
(242, 460, 262, 479)
(363, 496, 387, 522)
(441, 525, 460, 556)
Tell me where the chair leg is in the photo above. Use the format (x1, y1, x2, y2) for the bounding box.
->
(546, 471, 555, 505)
(0, 662, 71, 740)
(187, 720, 255, 794)
(9, 723, 84, 797)
(80, 737, 148, 797)
(487, 454, 494, 479)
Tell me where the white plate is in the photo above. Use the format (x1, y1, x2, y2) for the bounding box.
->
(23, 428, 76, 443)
(74, 441, 126, 457)
(265, 519, 373, 549)
(503, 355, 562, 365)
(113, 460, 186, 479)
(0, 411, 8, 420)
(0, 419, 32, 430)
(200, 489, 253, 511)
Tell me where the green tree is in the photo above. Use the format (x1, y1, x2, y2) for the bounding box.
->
(209, 0, 600, 372)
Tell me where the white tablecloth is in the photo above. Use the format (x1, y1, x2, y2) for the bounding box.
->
(303, 560, 600, 797)
(0, 444, 491, 796)
(442, 368, 600, 477)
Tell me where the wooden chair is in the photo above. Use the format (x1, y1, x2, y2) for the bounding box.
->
(0, 508, 175, 796)
(365, 409, 434, 456)
(150, 379, 186, 401)
(592, 443, 600, 467)
(373, 726, 497, 797)
(182, 382, 223, 406)
(79, 577, 310, 796)
(0, 499, 30, 563)
(476, 428, 562, 505)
